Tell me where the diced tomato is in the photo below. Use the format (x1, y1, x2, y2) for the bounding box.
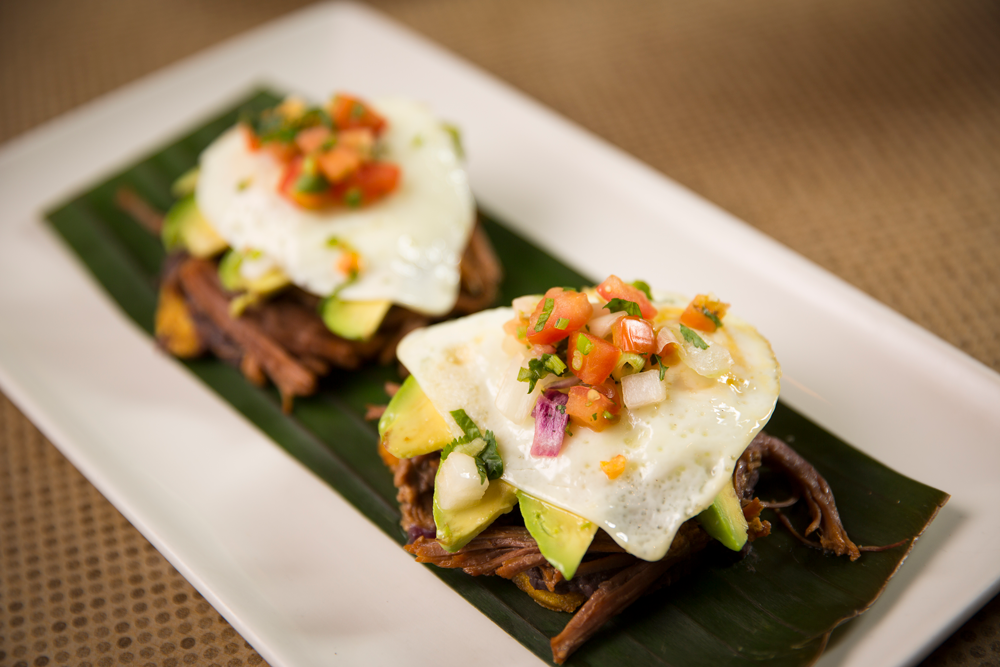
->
(295, 125, 333, 154)
(526, 288, 593, 345)
(329, 162, 400, 206)
(278, 157, 332, 209)
(612, 316, 656, 354)
(680, 294, 729, 332)
(318, 146, 363, 182)
(567, 331, 620, 385)
(329, 94, 387, 134)
(566, 382, 622, 432)
(600, 454, 627, 480)
(241, 124, 262, 151)
(337, 128, 376, 159)
(596, 275, 657, 320)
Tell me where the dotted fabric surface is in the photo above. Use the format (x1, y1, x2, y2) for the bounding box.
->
(1, 395, 269, 667)
(1, 1, 999, 666)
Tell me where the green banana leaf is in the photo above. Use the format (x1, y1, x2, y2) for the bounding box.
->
(45, 90, 948, 667)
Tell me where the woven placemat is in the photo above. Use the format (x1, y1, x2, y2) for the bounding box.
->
(2, 1, 998, 666)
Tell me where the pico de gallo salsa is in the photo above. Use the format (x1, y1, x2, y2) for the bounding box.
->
(241, 93, 401, 210)
(504, 275, 729, 462)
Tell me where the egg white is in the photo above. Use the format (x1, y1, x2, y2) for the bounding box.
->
(397, 304, 781, 561)
(195, 98, 476, 315)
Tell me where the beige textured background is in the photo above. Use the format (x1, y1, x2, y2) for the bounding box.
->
(1, 1, 998, 666)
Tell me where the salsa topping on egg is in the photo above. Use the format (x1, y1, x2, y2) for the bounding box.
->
(241, 93, 401, 210)
(504, 276, 734, 456)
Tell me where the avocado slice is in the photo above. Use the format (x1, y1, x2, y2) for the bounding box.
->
(161, 194, 228, 258)
(433, 479, 518, 552)
(516, 491, 598, 580)
(378, 376, 454, 458)
(320, 297, 392, 341)
(217, 249, 291, 294)
(171, 166, 200, 198)
(697, 479, 749, 551)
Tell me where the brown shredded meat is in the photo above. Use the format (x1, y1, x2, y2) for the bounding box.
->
(118, 187, 502, 413)
(734, 432, 860, 560)
(385, 430, 864, 664)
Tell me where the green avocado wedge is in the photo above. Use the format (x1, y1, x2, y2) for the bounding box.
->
(161, 194, 227, 258)
(697, 480, 749, 551)
(517, 491, 598, 580)
(320, 296, 392, 341)
(378, 375, 454, 458)
(433, 479, 518, 552)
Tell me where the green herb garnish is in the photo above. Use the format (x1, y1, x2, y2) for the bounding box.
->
(576, 334, 594, 355)
(442, 410, 503, 483)
(679, 324, 709, 349)
(700, 307, 723, 329)
(294, 172, 329, 194)
(631, 280, 653, 300)
(517, 353, 567, 393)
(534, 298, 555, 332)
(442, 123, 464, 159)
(604, 298, 641, 317)
(555, 317, 570, 330)
(650, 353, 668, 381)
(344, 187, 362, 208)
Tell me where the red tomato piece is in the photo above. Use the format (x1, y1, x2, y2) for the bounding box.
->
(526, 288, 593, 345)
(680, 294, 729, 332)
(329, 94, 387, 134)
(567, 331, 620, 386)
(566, 382, 622, 432)
(596, 275, 657, 320)
(278, 156, 332, 209)
(330, 162, 401, 207)
(318, 147, 363, 182)
(295, 125, 333, 154)
(612, 316, 656, 354)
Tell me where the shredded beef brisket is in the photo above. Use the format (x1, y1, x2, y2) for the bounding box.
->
(385, 430, 863, 664)
(118, 187, 502, 413)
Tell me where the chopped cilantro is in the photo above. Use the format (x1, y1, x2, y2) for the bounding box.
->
(344, 187, 362, 208)
(450, 409, 482, 439)
(700, 306, 723, 328)
(441, 410, 502, 483)
(631, 280, 653, 300)
(650, 354, 667, 381)
(604, 298, 641, 317)
(442, 123, 464, 159)
(679, 324, 709, 349)
(517, 353, 567, 393)
(534, 298, 555, 332)
(294, 172, 329, 194)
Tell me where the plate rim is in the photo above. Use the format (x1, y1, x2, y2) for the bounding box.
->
(1, 3, 998, 667)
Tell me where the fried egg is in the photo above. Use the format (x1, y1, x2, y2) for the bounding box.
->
(397, 298, 781, 561)
(195, 98, 475, 315)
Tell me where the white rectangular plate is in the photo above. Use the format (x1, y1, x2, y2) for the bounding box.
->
(1, 3, 998, 666)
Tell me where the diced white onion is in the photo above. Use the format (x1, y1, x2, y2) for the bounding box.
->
(621, 370, 667, 409)
(495, 356, 550, 424)
(512, 295, 542, 319)
(587, 311, 625, 339)
(668, 324, 733, 378)
(436, 452, 487, 510)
